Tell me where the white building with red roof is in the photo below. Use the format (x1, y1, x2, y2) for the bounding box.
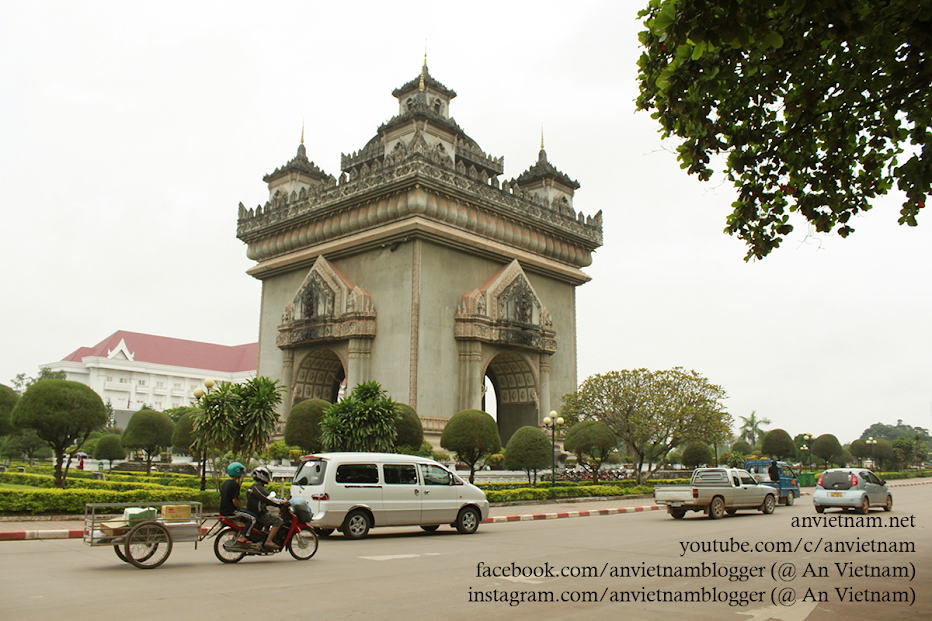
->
(45, 330, 257, 428)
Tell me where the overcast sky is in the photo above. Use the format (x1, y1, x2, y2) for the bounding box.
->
(2, 2, 929, 445)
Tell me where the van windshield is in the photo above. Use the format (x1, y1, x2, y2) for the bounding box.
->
(293, 461, 327, 486)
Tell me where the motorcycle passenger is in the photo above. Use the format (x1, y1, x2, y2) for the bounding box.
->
(248, 466, 290, 549)
(219, 461, 257, 548)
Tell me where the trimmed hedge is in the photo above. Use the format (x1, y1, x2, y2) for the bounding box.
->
(0, 488, 221, 514)
(485, 484, 654, 503)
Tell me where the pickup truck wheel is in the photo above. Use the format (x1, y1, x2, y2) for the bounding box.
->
(761, 494, 776, 514)
(670, 508, 687, 520)
(708, 497, 726, 520)
(784, 491, 795, 506)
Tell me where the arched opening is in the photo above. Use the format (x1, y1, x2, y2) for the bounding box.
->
(292, 348, 346, 405)
(484, 352, 538, 447)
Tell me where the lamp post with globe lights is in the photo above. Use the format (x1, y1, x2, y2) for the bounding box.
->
(193, 378, 215, 491)
(543, 411, 564, 484)
(866, 437, 877, 468)
(803, 434, 812, 471)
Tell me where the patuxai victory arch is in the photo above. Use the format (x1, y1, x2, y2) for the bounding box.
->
(236, 62, 603, 445)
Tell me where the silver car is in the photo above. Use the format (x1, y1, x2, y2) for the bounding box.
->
(813, 468, 893, 514)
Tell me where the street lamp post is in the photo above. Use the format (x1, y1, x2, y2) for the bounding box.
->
(866, 437, 877, 468)
(193, 377, 215, 491)
(543, 410, 564, 485)
(803, 434, 812, 470)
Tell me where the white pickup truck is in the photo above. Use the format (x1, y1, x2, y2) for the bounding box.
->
(653, 467, 778, 520)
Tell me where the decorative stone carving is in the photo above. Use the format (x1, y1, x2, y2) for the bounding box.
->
(454, 260, 556, 354)
(277, 256, 376, 349)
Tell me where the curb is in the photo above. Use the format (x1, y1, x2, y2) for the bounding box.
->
(0, 529, 84, 541)
(484, 504, 661, 524)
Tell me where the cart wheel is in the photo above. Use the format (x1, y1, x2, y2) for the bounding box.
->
(124, 521, 172, 569)
(113, 545, 129, 563)
(214, 528, 247, 564)
(288, 527, 318, 561)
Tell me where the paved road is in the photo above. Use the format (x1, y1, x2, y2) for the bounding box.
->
(1, 484, 929, 621)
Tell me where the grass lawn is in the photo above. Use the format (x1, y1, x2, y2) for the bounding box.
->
(0, 483, 45, 490)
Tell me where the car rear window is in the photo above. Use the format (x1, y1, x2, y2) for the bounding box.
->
(335, 463, 379, 484)
(821, 471, 853, 490)
(293, 460, 327, 486)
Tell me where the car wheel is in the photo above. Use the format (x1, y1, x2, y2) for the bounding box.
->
(671, 508, 687, 520)
(342, 510, 371, 539)
(815, 505, 825, 514)
(784, 492, 795, 506)
(708, 497, 726, 520)
(761, 494, 776, 515)
(857, 496, 870, 515)
(455, 506, 481, 534)
(884, 495, 893, 512)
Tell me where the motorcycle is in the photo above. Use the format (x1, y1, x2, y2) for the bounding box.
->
(213, 496, 318, 563)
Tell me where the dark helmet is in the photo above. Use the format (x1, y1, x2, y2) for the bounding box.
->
(252, 466, 272, 484)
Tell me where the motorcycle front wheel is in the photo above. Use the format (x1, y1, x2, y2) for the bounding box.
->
(288, 527, 318, 560)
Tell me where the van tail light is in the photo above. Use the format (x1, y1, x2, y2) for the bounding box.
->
(692, 488, 699, 499)
(817, 472, 825, 487)
(850, 473, 858, 486)
(311, 493, 329, 501)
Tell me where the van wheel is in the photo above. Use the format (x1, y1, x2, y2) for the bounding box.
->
(342, 510, 371, 539)
(420, 525, 439, 532)
(784, 492, 795, 506)
(456, 507, 480, 534)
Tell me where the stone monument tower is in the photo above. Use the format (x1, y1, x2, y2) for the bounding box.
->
(237, 61, 602, 445)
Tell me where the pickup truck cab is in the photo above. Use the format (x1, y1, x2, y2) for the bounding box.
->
(743, 460, 800, 506)
(653, 467, 777, 520)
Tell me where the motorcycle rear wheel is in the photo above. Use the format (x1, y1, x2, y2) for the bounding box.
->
(214, 528, 247, 564)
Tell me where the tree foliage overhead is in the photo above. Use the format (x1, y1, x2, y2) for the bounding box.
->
(10, 379, 107, 487)
(394, 403, 424, 451)
(568, 368, 731, 484)
(737, 411, 770, 445)
(682, 440, 713, 468)
(94, 433, 126, 467)
(637, 1, 930, 259)
(0, 384, 18, 437)
(195, 377, 284, 465)
(440, 409, 502, 484)
(320, 381, 398, 453)
(811, 433, 844, 468)
(503, 426, 552, 484)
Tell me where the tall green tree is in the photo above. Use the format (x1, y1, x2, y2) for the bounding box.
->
(171, 409, 201, 456)
(0, 384, 18, 437)
(10, 368, 68, 395)
(195, 377, 284, 466)
(737, 411, 770, 446)
(872, 438, 895, 471)
(761, 429, 796, 461)
(637, 1, 930, 259)
(440, 409, 501, 484)
(94, 434, 126, 468)
(503, 426, 552, 484)
(811, 434, 844, 469)
(284, 398, 330, 453)
(567, 368, 730, 484)
(394, 403, 424, 452)
(10, 379, 107, 487)
(1, 429, 53, 461)
(731, 439, 753, 456)
(122, 408, 175, 475)
(320, 381, 398, 453)
(682, 441, 713, 468)
(848, 439, 870, 465)
(563, 420, 618, 483)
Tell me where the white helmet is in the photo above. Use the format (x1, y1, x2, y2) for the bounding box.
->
(252, 466, 272, 484)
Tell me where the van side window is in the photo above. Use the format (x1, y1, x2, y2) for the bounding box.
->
(420, 463, 451, 485)
(383, 464, 418, 485)
(335, 464, 379, 484)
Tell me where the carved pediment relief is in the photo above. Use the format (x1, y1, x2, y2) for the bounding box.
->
(454, 260, 555, 353)
(277, 256, 376, 349)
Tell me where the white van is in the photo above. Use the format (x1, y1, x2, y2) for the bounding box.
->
(290, 452, 490, 539)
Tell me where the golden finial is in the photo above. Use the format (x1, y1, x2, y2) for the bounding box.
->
(541, 127, 545, 150)
(301, 120, 305, 146)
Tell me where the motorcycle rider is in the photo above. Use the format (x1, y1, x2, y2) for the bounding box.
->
(247, 466, 290, 549)
(219, 462, 257, 548)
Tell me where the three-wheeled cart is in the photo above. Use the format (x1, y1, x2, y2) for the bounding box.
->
(83, 501, 220, 569)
